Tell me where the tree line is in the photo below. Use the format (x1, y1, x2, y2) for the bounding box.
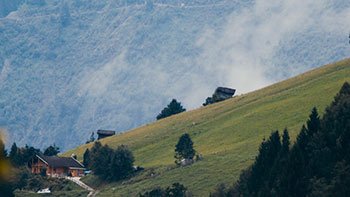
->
(0, 142, 74, 196)
(210, 82, 350, 197)
(8, 143, 60, 167)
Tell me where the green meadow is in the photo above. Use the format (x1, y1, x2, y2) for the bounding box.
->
(64, 58, 350, 196)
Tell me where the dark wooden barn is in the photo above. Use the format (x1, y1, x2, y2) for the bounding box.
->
(97, 130, 116, 140)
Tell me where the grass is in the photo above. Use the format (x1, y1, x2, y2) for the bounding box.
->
(64, 58, 350, 196)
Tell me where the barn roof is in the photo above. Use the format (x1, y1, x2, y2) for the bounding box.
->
(215, 87, 236, 95)
(97, 130, 116, 135)
(36, 154, 84, 169)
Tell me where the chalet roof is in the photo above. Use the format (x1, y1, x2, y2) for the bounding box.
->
(215, 87, 236, 95)
(37, 154, 84, 169)
(97, 130, 116, 135)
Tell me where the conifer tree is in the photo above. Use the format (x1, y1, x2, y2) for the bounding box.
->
(9, 143, 20, 166)
(83, 148, 90, 168)
(296, 125, 308, 151)
(281, 128, 290, 153)
(43, 144, 60, 156)
(306, 107, 320, 136)
(157, 99, 186, 120)
(247, 130, 281, 196)
(175, 133, 195, 164)
(90, 142, 113, 179)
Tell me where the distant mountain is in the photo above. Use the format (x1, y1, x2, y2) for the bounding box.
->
(0, 0, 349, 150)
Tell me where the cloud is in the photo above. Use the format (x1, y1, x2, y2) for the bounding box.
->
(78, 0, 350, 112)
(78, 52, 129, 97)
(195, 0, 350, 95)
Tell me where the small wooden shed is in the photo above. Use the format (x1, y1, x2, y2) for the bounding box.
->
(97, 130, 116, 140)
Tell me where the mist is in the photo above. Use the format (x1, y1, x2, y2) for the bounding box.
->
(1, 0, 349, 149)
(194, 0, 350, 98)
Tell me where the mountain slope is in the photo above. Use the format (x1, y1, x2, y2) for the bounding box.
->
(1, 0, 349, 150)
(64, 58, 350, 196)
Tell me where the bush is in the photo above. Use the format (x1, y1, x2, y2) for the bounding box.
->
(139, 183, 189, 197)
(157, 99, 186, 120)
(89, 142, 135, 182)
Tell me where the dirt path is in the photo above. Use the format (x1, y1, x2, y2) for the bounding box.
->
(66, 177, 98, 197)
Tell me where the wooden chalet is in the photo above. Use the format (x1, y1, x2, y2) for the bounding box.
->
(31, 154, 85, 177)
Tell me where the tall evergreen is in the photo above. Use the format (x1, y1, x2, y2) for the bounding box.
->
(83, 148, 90, 168)
(268, 129, 290, 194)
(22, 145, 40, 165)
(90, 142, 113, 179)
(306, 107, 321, 136)
(175, 133, 196, 164)
(246, 131, 281, 196)
(9, 143, 20, 166)
(296, 125, 309, 151)
(43, 144, 60, 156)
(281, 128, 290, 153)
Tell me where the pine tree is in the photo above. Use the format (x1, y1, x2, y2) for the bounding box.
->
(296, 125, 309, 151)
(43, 144, 60, 156)
(306, 107, 321, 136)
(83, 148, 90, 168)
(331, 81, 350, 106)
(281, 128, 290, 153)
(157, 99, 186, 120)
(22, 145, 40, 165)
(9, 142, 20, 166)
(247, 131, 281, 196)
(175, 133, 196, 165)
(272, 129, 290, 195)
(90, 142, 113, 179)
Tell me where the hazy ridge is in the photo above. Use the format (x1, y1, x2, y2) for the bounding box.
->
(0, 0, 349, 150)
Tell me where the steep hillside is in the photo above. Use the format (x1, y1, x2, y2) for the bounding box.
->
(1, 0, 349, 150)
(64, 59, 350, 196)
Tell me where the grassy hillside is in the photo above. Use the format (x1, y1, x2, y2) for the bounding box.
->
(64, 58, 350, 196)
